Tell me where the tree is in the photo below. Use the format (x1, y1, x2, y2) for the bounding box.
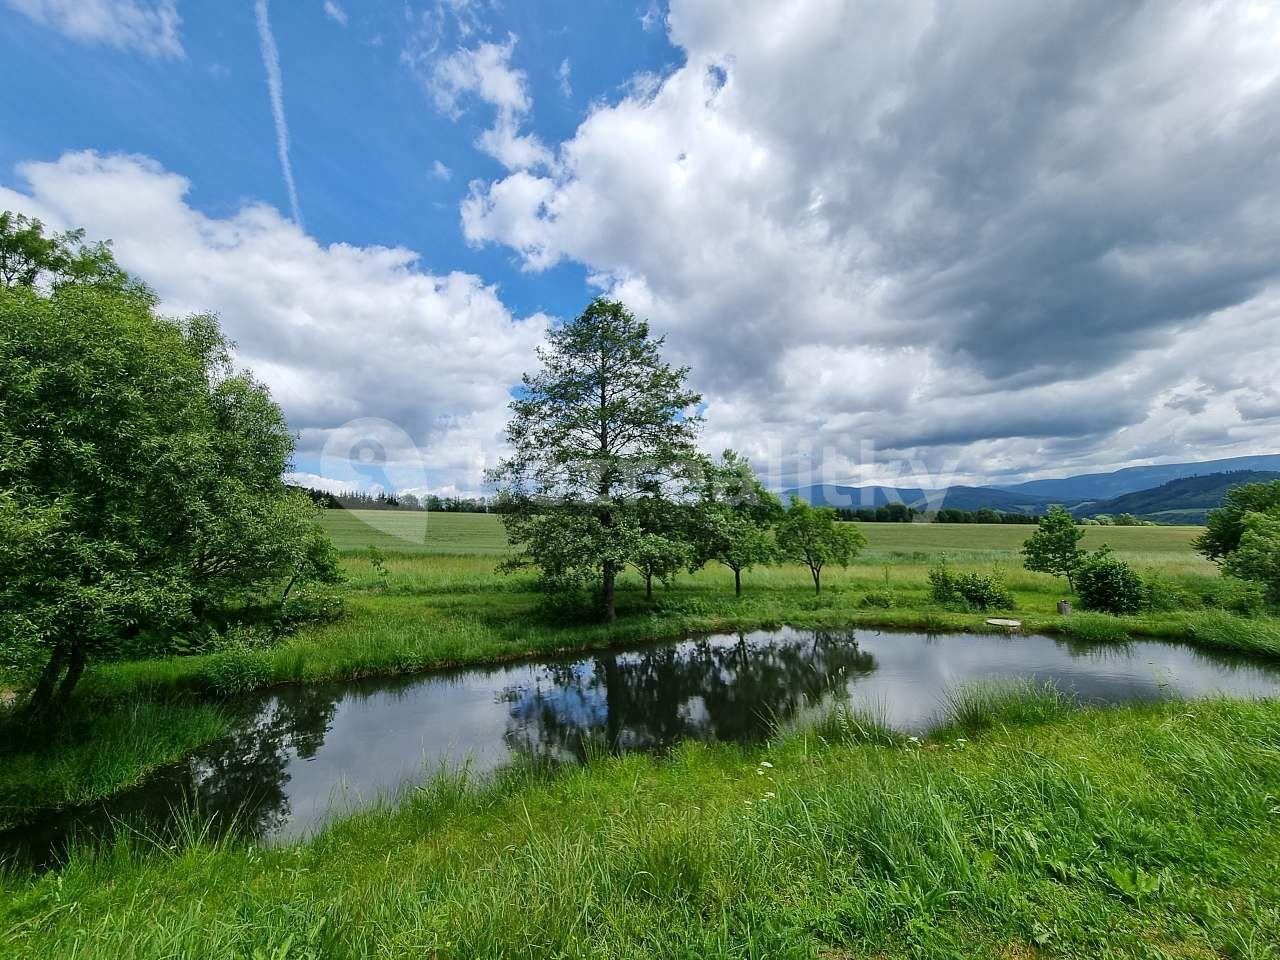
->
(0, 224, 337, 713)
(488, 298, 702, 621)
(1074, 546, 1146, 614)
(0, 211, 129, 291)
(692, 450, 782, 595)
(776, 496, 866, 594)
(1221, 510, 1280, 604)
(1021, 505, 1086, 588)
(629, 493, 693, 599)
(1195, 480, 1280, 561)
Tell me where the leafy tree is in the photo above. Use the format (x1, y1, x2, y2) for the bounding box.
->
(776, 496, 866, 594)
(692, 450, 782, 595)
(1195, 480, 1280, 560)
(0, 228, 337, 713)
(1021, 505, 1086, 587)
(629, 493, 693, 599)
(1074, 546, 1145, 614)
(0, 210, 129, 291)
(488, 298, 702, 621)
(1221, 510, 1280, 603)
(973, 507, 1001, 524)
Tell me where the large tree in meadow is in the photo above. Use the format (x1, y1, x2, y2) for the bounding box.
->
(0, 214, 339, 713)
(489, 299, 702, 621)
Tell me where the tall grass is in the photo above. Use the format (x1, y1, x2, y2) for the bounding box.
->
(4, 698, 1279, 958)
(0, 701, 227, 829)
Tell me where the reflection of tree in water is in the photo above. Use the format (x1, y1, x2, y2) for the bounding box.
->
(6, 684, 345, 868)
(502, 630, 875, 762)
(183, 683, 344, 839)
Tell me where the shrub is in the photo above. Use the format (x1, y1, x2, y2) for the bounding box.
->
(1075, 547, 1145, 614)
(857, 590, 896, 609)
(1142, 573, 1265, 616)
(928, 563, 1015, 611)
(199, 644, 271, 696)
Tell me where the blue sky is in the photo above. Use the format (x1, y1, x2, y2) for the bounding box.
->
(3, 1, 1279, 499)
(1, 1, 674, 321)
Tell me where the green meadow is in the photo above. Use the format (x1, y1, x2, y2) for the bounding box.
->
(4, 511, 1280, 959)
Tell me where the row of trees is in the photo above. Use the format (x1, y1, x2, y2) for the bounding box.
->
(294, 486, 493, 513)
(489, 300, 865, 618)
(1, 214, 341, 713)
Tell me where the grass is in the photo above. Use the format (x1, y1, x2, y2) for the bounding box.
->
(3, 693, 1279, 958)
(320, 509, 1213, 567)
(0, 515, 1270, 827)
(0, 702, 227, 830)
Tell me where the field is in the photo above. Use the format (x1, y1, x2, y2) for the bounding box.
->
(5, 510, 1280, 959)
(321, 509, 1212, 569)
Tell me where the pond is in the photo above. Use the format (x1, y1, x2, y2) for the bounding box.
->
(5, 626, 1280, 866)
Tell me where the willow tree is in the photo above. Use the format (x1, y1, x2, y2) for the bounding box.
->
(489, 299, 702, 620)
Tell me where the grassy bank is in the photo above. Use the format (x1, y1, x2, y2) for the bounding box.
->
(0, 702, 227, 831)
(3, 692, 1279, 958)
(1, 516, 1275, 827)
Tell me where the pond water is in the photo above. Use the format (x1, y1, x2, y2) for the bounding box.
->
(5, 626, 1280, 866)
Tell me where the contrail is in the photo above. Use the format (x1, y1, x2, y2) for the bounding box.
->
(254, 0, 303, 227)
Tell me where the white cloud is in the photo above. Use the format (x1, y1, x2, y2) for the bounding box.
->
(461, 0, 1280, 484)
(6, 0, 182, 57)
(254, 0, 304, 227)
(0, 151, 547, 495)
(322, 0, 346, 27)
(557, 58, 572, 98)
(285, 472, 359, 495)
(406, 33, 551, 171)
(430, 160, 452, 181)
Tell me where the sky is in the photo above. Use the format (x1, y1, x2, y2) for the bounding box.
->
(2, 0, 1278, 499)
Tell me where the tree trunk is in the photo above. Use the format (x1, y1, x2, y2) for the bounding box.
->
(603, 561, 617, 622)
(24, 644, 68, 716)
(644, 569, 653, 600)
(54, 647, 87, 706)
(734, 567, 742, 596)
(812, 566, 822, 594)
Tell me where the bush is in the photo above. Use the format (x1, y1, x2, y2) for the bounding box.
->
(1142, 573, 1265, 616)
(928, 563, 1015, 611)
(857, 590, 896, 609)
(1075, 547, 1145, 614)
(199, 643, 271, 696)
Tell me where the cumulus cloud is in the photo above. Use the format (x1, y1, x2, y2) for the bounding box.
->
(406, 33, 551, 171)
(0, 151, 547, 495)
(7, 0, 182, 57)
(461, 0, 1280, 484)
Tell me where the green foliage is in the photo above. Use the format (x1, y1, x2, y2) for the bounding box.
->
(1194, 479, 1280, 560)
(1021, 505, 1086, 586)
(927, 562, 1015, 610)
(1142, 571, 1264, 615)
(775, 497, 866, 593)
(0, 210, 131, 292)
(199, 642, 272, 697)
(1221, 510, 1280, 603)
(489, 298, 702, 620)
(1075, 547, 1145, 614)
(690, 450, 782, 594)
(0, 219, 339, 711)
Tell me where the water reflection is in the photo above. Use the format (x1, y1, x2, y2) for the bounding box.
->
(4, 627, 1279, 867)
(503, 630, 876, 761)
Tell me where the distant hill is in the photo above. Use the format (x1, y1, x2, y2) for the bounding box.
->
(1073, 470, 1280, 524)
(785, 454, 1280, 520)
(785, 483, 1054, 515)
(991, 454, 1280, 502)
